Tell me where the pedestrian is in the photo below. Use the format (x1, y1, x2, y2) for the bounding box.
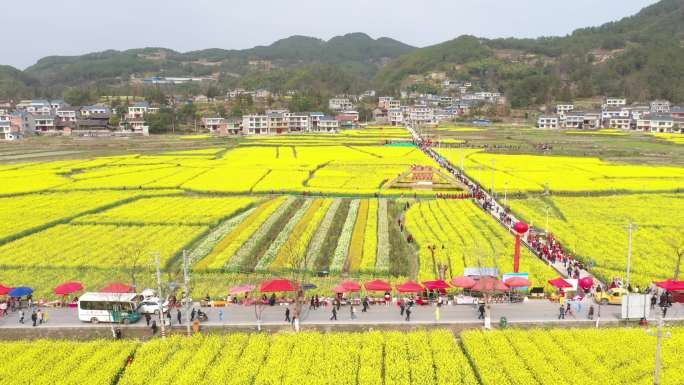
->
(0, 301, 7, 316)
(285, 307, 291, 322)
(399, 300, 405, 316)
(19, 309, 24, 324)
(362, 297, 369, 312)
(114, 327, 122, 340)
(218, 309, 224, 322)
(350, 304, 356, 320)
(177, 309, 182, 325)
(43, 310, 48, 324)
(588, 305, 594, 320)
(151, 320, 157, 335)
(145, 313, 151, 326)
(190, 308, 196, 322)
(558, 305, 565, 320)
(565, 302, 571, 316)
(384, 292, 391, 306)
(477, 304, 485, 320)
(37, 309, 43, 324)
(405, 305, 412, 321)
(575, 299, 582, 314)
(315, 295, 320, 309)
(310, 296, 315, 310)
(650, 295, 657, 310)
(31, 311, 37, 327)
(330, 306, 337, 321)
(166, 311, 171, 325)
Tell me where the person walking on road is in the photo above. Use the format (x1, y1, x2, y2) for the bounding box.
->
(405, 305, 412, 321)
(18, 309, 24, 324)
(399, 300, 405, 316)
(330, 307, 337, 321)
(350, 304, 356, 320)
(477, 304, 485, 320)
(588, 305, 594, 320)
(177, 309, 182, 325)
(285, 307, 291, 322)
(37, 309, 43, 325)
(144, 313, 151, 326)
(31, 311, 37, 327)
(558, 305, 565, 319)
(362, 297, 369, 312)
(650, 295, 657, 310)
(151, 320, 157, 335)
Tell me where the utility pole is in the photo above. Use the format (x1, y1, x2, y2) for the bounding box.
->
(154, 254, 166, 338)
(490, 159, 496, 197)
(625, 222, 635, 319)
(182, 250, 192, 336)
(545, 206, 550, 236)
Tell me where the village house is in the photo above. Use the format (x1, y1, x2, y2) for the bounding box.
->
(201, 117, 224, 132)
(308, 112, 324, 131)
(388, 108, 404, 126)
(608, 117, 631, 130)
(604, 97, 626, 108)
(328, 98, 354, 111)
(316, 116, 339, 132)
(670, 106, 684, 119)
(650, 100, 671, 113)
(242, 114, 269, 135)
(537, 115, 559, 129)
(285, 113, 310, 132)
(556, 104, 574, 114)
(127, 101, 149, 119)
(408, 105, 434, 126)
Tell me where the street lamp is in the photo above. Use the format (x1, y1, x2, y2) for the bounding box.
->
(647, 307, 672, 385)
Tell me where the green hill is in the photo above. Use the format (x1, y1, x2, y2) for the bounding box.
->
(376, 0, 684, 105)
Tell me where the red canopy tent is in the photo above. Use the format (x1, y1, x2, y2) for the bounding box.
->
(364, 279, 391, 292)
(396, 281, 424, 293)
(548, 277, 572, 289)
(100, 283, 134, 293)
(332, 285, 348, 294)
(471, 277, 510, 292)
(451, 276, 476, 289)
(422, 280, 451, 290)
(260, 279, 297, 293)
(54, 282, 84, 296)
(0, 284, 12, 296)
(655, 280, 684, 292)
(341, 281, 361, 292)
(504, 277, 532, 288)
(230, 284, 256, 295)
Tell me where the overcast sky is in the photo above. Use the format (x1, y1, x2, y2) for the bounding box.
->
(5, 0, 657, 69)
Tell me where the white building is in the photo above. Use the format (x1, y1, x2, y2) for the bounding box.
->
(201, 117, 224, 132)
(328, 98, 354, 111)
(388, 108, 404, 126)
(608, 117, 631, 130)
(309, 112, 324, 131)
(127, 102, 149, 119)
(556, 104, 574, 114)
(408, 106, 434, 125)
(285, 113, 310, 132)
(537, 115, 559, 129)
(604, 98, 626, 108)
(242, 114, 269, 135)
(650, 100, 671, 113)
(316, 116, 339, 132)
(56, 107, 79, 122)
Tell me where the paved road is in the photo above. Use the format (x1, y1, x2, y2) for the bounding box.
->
(1, 300, 682, 329)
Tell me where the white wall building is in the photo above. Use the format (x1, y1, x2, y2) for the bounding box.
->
(242, 114, 269, 135)
(537, 115, 559, 129)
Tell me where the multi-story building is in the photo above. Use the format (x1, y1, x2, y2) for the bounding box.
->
(127, 101, 149, 119)
(537, 115, 559, 129)
(650, 100, 671, 113)
(388, 108, 404, 126)
(601, 107, 630, 121)
(608, 117, 631, 130)
(80, 105, 110, 116)
(285, 113, 310, 132)
(309, 112, 324, 131)
(671, 106, 684, 119)
(267, 112, 287, 134)
(201, 117, 225, 132)
(317, 116, 339, 132)
(328, 98, 354, 111)
(563, 111, 585, 129)
(242, 114, 269, 135)
(56, 107, 79, 122)
(556, 104, 574, 114)
(408, 105, 434, 125)
(34, 115, 57, 133)
(604, 98, 627, 108)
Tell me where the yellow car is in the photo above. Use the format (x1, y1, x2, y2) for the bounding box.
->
(595, 287, 628, 305)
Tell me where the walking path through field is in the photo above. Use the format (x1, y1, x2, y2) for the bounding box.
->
(407, 126, 598, 284)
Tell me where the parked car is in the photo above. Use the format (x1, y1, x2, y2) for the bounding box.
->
(595, 287, 628, 305)
(137, 297, 170, 315)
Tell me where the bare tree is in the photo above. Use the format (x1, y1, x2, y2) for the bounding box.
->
(116, 242, 149, 290)
(668, 231, 684, 281)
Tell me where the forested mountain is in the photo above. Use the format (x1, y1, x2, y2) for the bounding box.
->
(377, 0, 684, 106)
(2, 0, 684, 106)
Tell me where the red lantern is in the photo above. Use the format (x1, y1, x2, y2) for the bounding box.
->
(513, 222, 529, 273)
